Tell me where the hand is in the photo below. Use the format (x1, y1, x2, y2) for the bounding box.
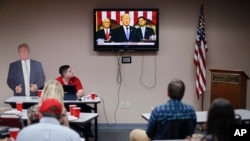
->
(30, 84, 37, 92)
(187, 133, 204, 141)
(76, 89, 84, 98)
(8, 137, 15, 141)
(15, 84, 22, 93)
(106, 36, 111, 41)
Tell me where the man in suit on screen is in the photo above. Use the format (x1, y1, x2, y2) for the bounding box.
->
(96, 18, 113, 42)
(137, 16, 155, 40)
(7, 43, 45, 96)
(112, 13, 141, 42)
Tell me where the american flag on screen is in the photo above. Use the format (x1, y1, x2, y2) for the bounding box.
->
(96, 10, 157, 27)
(194, 4, 207, 98)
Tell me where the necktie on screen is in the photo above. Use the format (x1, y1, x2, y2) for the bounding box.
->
(126, 28, 129, 40)
(105, 29, 109, 40)
(24, 61, 30, 96)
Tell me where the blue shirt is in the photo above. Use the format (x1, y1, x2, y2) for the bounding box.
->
(146, 99, 196, 139)
(16, 117, 81, 141)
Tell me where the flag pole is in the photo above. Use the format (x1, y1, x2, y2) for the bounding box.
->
(201, 93, 204, 111)
(201, 0, 205, 112)
(194, 2, 207, 111)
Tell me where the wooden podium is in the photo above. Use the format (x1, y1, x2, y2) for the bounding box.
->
(210, 69, 249, 109)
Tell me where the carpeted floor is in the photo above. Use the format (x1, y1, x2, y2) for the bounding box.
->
(88, 128, 132, 141)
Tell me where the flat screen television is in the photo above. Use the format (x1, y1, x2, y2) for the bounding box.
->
(94, 9, 159, 52)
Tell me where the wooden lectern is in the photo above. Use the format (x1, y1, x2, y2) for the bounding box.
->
(210, 69, 249, 109)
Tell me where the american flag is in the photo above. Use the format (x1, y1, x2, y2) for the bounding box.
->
(194, 4, 207, 98)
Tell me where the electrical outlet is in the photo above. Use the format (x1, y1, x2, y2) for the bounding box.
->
(122, 56, 131, 64)
(126, 101, 131, 109)
(120, 102, 125, 109)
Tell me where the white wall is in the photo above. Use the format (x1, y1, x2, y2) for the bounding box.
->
(0, 0, 249, 124)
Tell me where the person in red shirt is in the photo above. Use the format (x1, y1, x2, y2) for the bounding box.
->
(55, 65, 93, 138)
(55, 65, 84, 98)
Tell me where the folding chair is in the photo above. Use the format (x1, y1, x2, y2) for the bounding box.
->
(0, 113, 25, 129)
(234, 114, 242, 124)
(159, 118, 196, 139)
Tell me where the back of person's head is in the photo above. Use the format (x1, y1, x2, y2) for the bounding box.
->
(40, 80, 65, 109)
(59, 65, 70, 76)
(206, 98, 235, 141)
(39, 98, 63, 120)
(167, 79, 185, 100)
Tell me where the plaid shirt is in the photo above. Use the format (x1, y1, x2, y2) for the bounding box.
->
(146, 99, 197, 139)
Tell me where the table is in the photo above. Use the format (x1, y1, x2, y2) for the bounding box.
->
(3, 109, 98, 141)
(142, 109, 250, 123)
(152, 140, 186, 141)
(4, 96, 101, 141)
(4, 109, 98, 123)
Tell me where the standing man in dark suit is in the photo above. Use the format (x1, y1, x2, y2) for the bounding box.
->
(112, 13, 140, 42)
(7, 43, 45, 97)
(96, 18, 113, 42)
(137, 16, 155, 40)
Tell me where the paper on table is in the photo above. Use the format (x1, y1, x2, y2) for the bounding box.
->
(4, 110, 22, 115)
(81, 95, 90, 101)
(68, 115, 78, 121)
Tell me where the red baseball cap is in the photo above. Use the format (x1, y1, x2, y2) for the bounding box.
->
(39, 98, 63, 115)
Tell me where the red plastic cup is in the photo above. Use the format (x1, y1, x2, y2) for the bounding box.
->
(90, 93, 96, 100)
(9, 128, 20, 140)
(73, 107, 81, 118)
(37, 90, 43, 98)
(69, 104, 77, 115)
(16, 102, 23, 112)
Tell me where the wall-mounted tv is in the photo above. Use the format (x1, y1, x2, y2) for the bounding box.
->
(94, 9, 159, 52)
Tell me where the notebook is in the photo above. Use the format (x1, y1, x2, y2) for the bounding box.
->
(63, 85, 77, 100)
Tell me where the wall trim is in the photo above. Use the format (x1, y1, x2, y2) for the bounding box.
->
(95, 123, 147, 130)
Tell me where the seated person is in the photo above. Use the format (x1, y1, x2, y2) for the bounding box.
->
(55, 65, 84, 99)
(55, 65, 93, 137)
(27, 80, 69, 127)
(201, 98, 235, 141)
(17, 98, 81, 141)
(130, 79, 196, 141)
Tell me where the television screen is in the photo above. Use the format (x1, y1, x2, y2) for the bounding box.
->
(94, 9, 159, 51)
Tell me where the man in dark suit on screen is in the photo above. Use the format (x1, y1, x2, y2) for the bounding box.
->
(96, 18, 114, 42)
(137, 16, 155, 40)
(7, 43, 45, 97)
(112, 13, 140, 42)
